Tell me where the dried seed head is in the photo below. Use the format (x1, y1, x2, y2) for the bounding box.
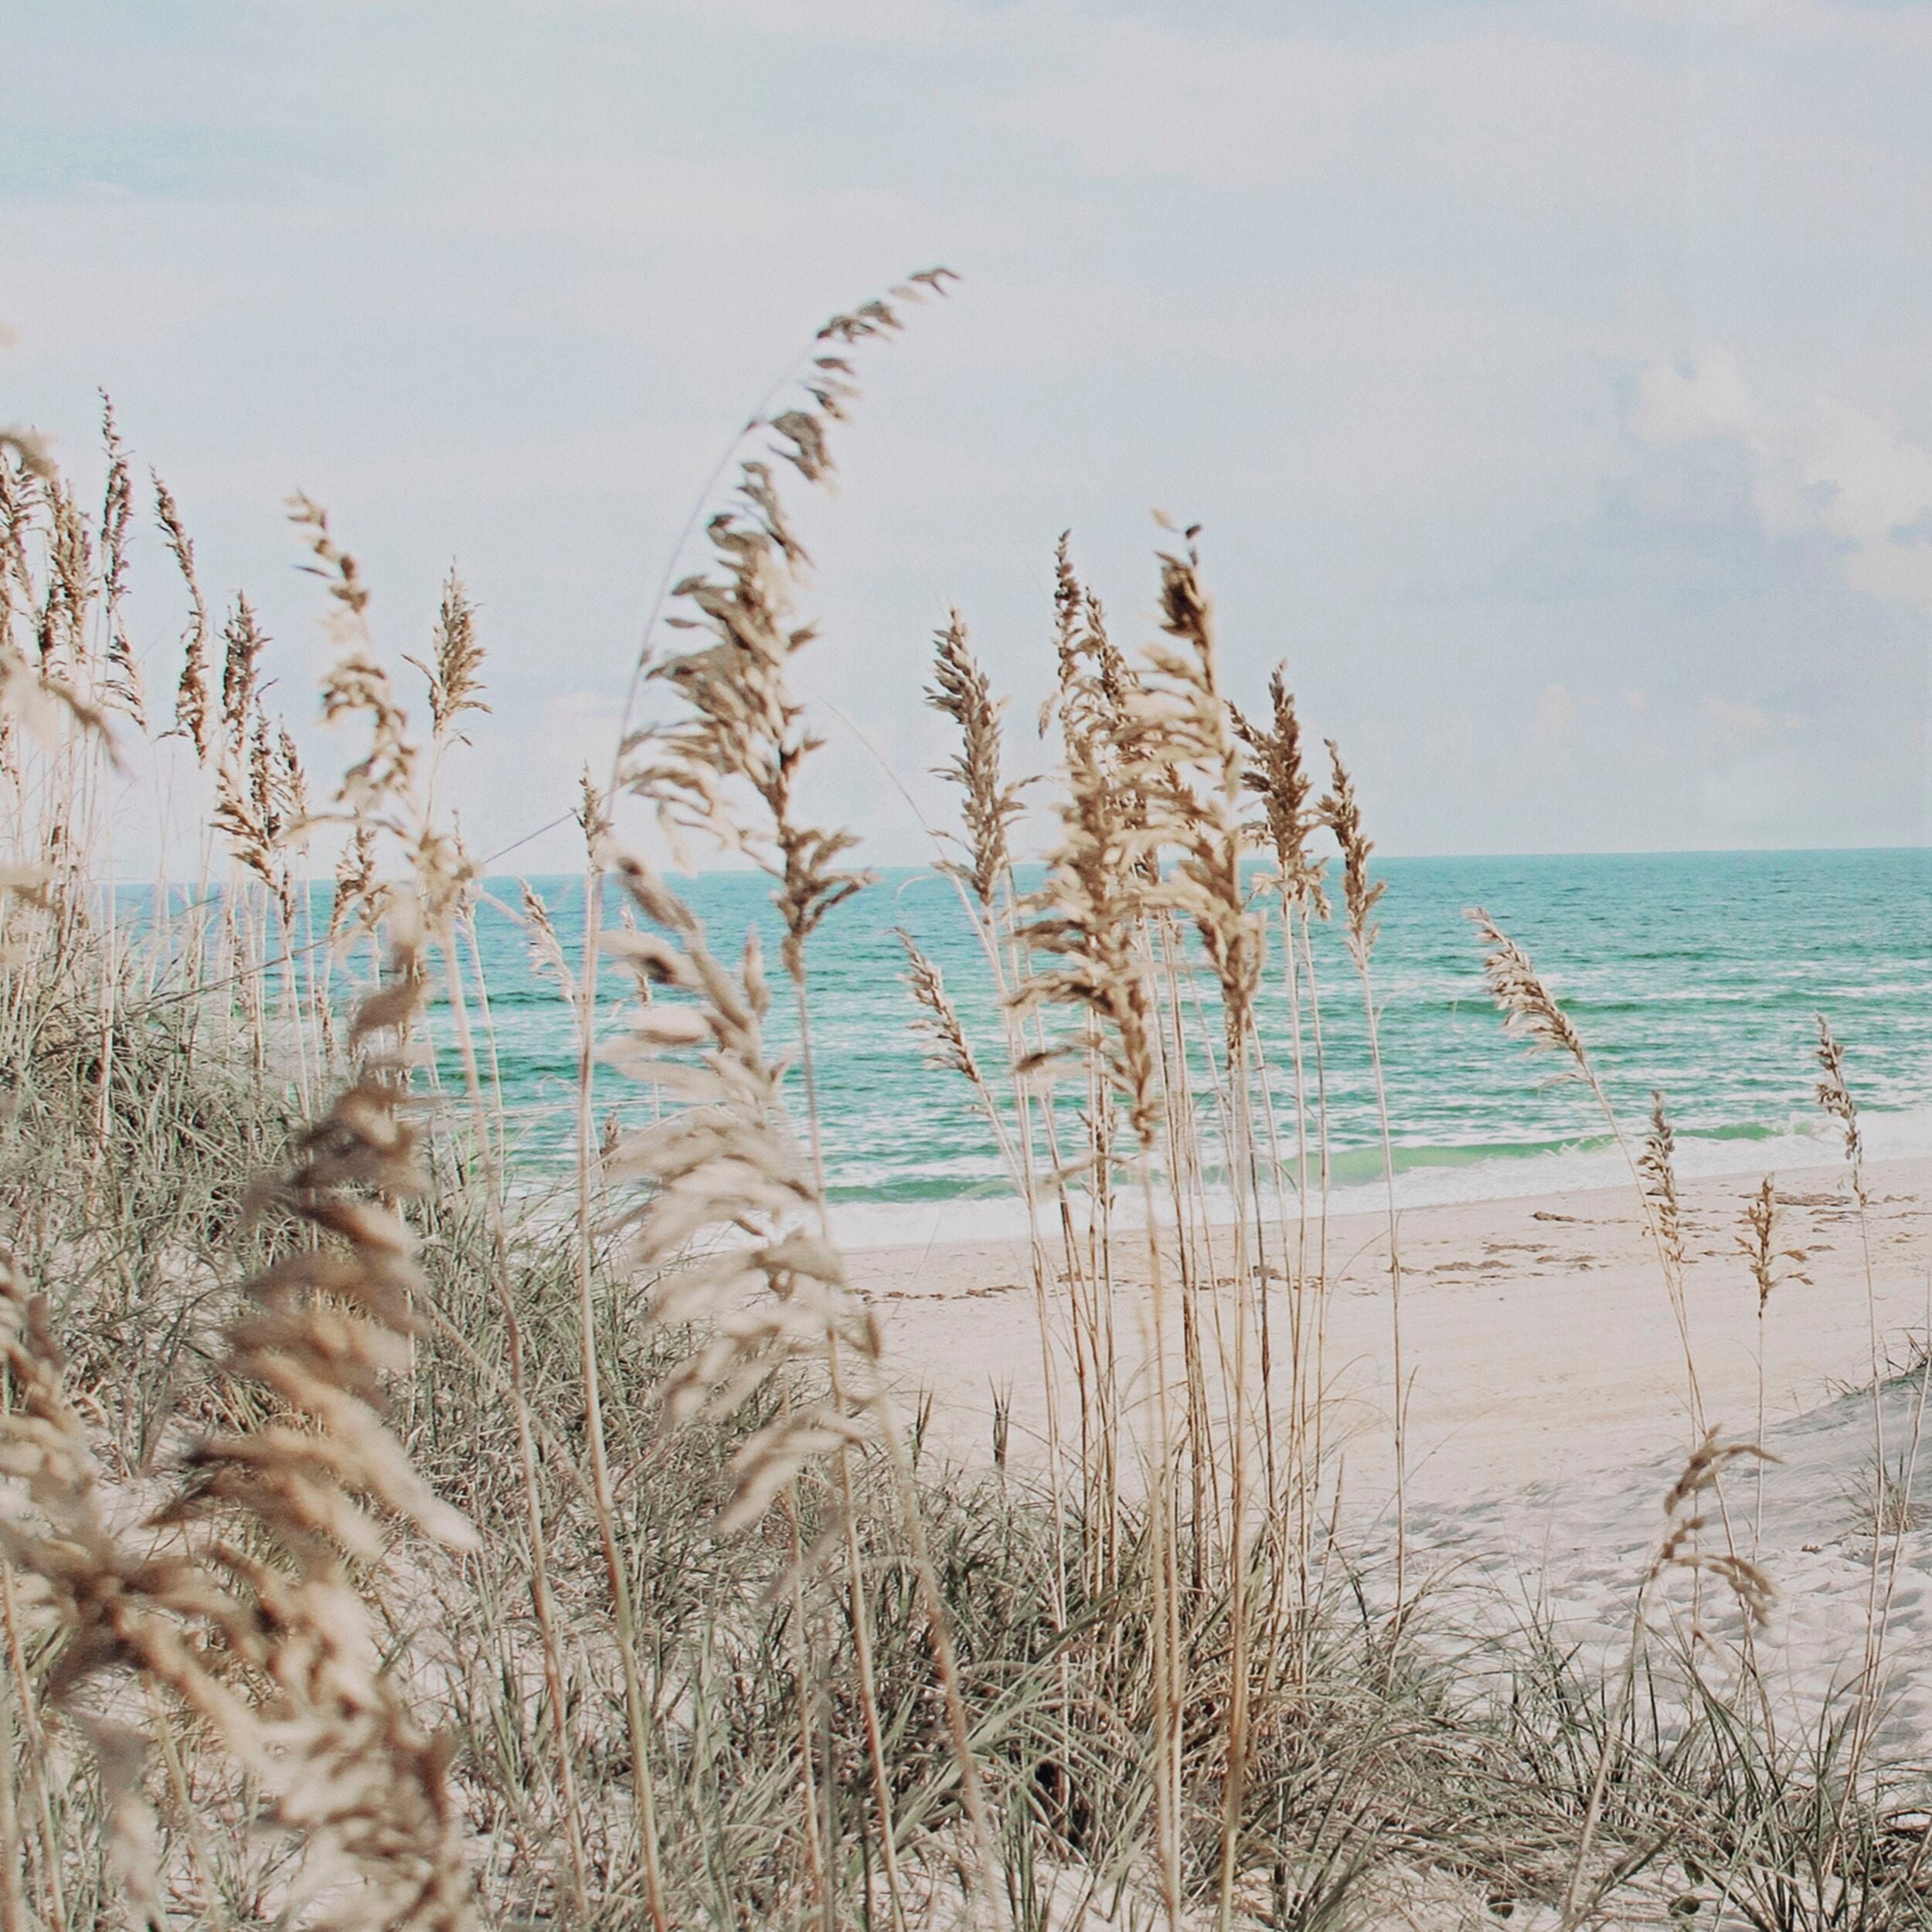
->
(287, 492, 371, 626)
(1117, 528, 1263, 1048)
(927, 610, 1028, 910)
(520, 880, 574, 1004)
(97, 396, 145, 726)
(154, 471, 213, 761)
(332, 823, 378, 938)
(1650, 1427, 1780, 1633)
(601, 852, 884, 1532)
(623, 280, 957, 979)
(36, 474, 92, 670)
(322, 648, 419, 817)
(406, 570, 489, 745)
(1638, 1093, 1686, 1279)
(277, 723, 311, 833)
(1235, 664, 1328, 917)
(1738, 1176, 1808, 1316)
(220, 597, 267, 753)
(896, 927, 983, 1089)
(1815, 1015, 1866, 1201)
(1468, 906, 1591, 1083)
(1321, 740, 1383, 966)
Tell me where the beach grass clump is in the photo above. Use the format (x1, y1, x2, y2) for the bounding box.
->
(2, 284, 1930, 1932)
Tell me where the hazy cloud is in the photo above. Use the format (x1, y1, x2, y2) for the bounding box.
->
(6, 0, 1930, 866)
(1635, 351, 1932, 614)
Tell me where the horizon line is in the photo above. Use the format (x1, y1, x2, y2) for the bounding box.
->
(99, 838, 1932, 886)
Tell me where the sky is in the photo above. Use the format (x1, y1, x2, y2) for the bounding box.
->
(6, 0, 1932, 870)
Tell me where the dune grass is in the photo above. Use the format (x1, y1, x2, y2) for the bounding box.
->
(0, 289, 1927, 1931)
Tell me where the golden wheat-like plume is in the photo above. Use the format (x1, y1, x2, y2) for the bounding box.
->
(1649, 1428, 1778, 1633)
(1468, 906, 1590, 1080)
(1739, 1177, 1807, 1316)
(407, 571, 489, 747)
(1235, 664, 1327, 917)
(601, 855, 883, 1529)
(288, 492, 372, 624)
(1018, 717, 1162, 1145)
(624, 272, 952, 981)
(321, 648, 421, 832)
(332, 823, 379, 940)
(0, 1256, 267, 1900)
(1637, 1093, 1687, 1279)
(624, 461, 868, 975)
(927, 610, 1029, 910)
(1815, 1014, 1866, 1202)
(1320, 740, 1384, 968)
(1120, 527, 1262, 1046)
(1014, 536, 1165, 1135)
(36, 474, 91, 674)
(219, 597, 267, 757)
(96, 398, 145, 728)
(152, 471, 213, 761)
(896, 927, 984, 1090)
(0, 917, 481, 1926)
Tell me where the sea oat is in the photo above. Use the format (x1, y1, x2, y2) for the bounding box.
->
(927, 611, 1028, 910)
(1016, 717, 1163, 1144)
(96, 398, 145, 726)
(406, 570, 489, 746)
(623, 281, 951, 976)
(601, 855, 882, 1529)
(153, 471, 213, 760)
(624, 468, 869, 975)
(0, 427, 53, 481)
(1650, 1427, 1778, 1632)
(277, 723, 311, 830)
(896, 927, 984, 1089)
(1638, 1094, 1688, 1279)
(36, 475, 90, 672)
(321, 648, 420, 827)
(1815, 1015, 1866, 1203)
(1739, 1178, 1807, 1315)
(287, 492, 372, 626)
(1235, 665, 1327, 917)
(172, 914, 480, 1930)
(332, 824, 379, 940)
(1320, 743, 1384, 968)
(219, 598, 267, 757)
(1117, 529, 1262, 1049)
(1468, 906, 1590, 1080)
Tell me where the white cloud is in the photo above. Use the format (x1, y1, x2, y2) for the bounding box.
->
(1634, 349, 1932, 611)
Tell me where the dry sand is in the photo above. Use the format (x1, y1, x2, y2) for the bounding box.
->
(852, 1153, 1930, 1500)
(853, 1153, 1932, 1753)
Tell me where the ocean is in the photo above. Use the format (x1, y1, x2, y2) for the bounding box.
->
(439, 847, 1932, 1249)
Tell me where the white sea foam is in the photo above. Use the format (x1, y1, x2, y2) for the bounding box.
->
(828, 1105, 1932, 1251)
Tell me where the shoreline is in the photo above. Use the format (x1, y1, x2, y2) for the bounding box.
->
(824, 1112, 1932, 1253)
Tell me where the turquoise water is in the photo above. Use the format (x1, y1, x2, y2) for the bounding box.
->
(442, 849, 1932, 1244)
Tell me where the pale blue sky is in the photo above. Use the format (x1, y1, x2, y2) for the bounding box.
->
(7, 0, 1932, 866)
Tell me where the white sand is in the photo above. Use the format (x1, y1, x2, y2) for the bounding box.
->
(852, 1153, 1932, 1752)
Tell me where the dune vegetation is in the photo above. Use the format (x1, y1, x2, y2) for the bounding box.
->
(1, 278, 1927, 1931)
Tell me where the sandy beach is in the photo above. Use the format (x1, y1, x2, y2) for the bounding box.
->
(855, 1153, 1932, 1501)
(855, 1154, 1932, 1770)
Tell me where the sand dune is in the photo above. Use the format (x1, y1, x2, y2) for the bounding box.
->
(858, 1153, 1932, 1760)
